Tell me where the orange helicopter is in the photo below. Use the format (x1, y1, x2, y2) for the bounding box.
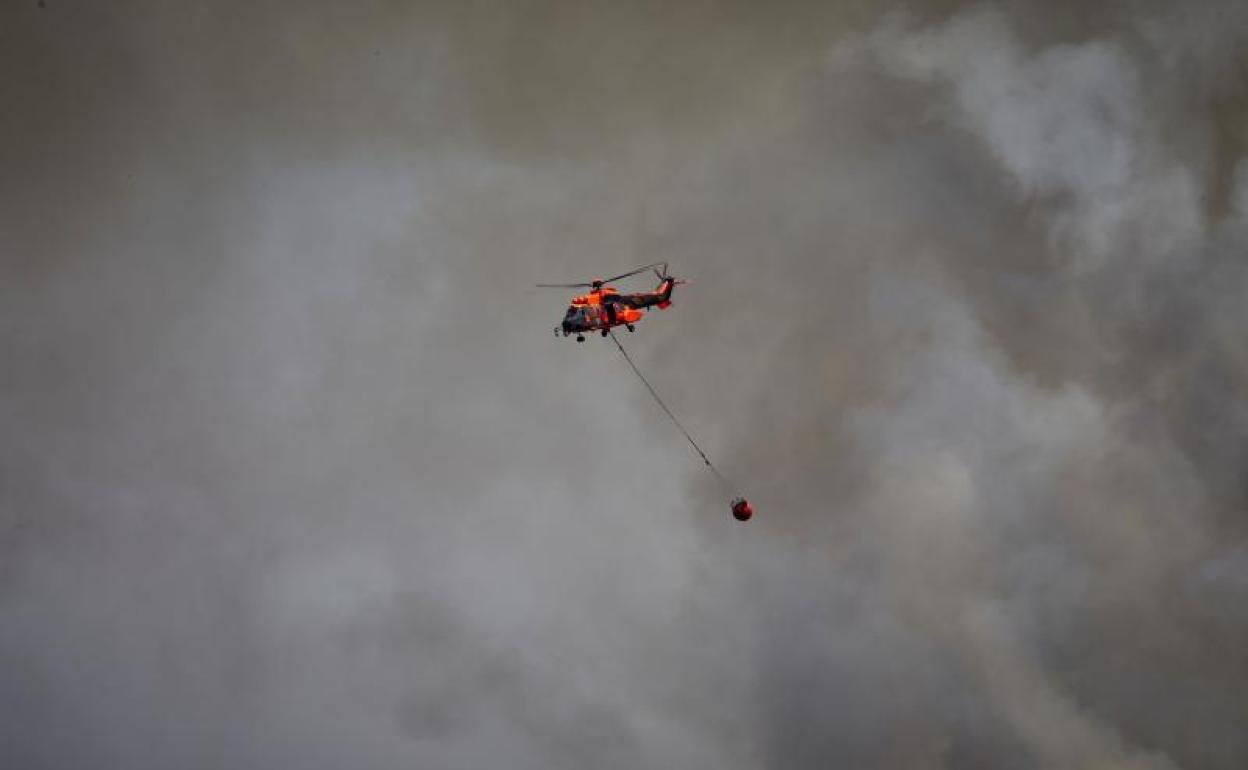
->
(538, 262, 754, 522)
(539, 262, 684, 342)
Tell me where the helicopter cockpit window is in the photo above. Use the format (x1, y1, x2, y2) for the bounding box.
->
(565, 307, 578, 318)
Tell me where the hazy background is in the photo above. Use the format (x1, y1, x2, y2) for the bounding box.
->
(3, 1, 1247, 768)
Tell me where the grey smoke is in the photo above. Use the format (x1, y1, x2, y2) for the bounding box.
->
(2, 2, 1246, 769)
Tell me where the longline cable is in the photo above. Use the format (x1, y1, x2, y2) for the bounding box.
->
(607, 330, 731, 489)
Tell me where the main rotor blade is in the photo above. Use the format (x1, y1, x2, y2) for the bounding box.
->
(599, 262, 666, 285)
(534, 262, 667, 290)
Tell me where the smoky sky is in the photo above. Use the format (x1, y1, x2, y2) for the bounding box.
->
(3, 1, 1248, 768)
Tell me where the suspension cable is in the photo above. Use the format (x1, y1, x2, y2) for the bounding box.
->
(608, 330, 731, 489)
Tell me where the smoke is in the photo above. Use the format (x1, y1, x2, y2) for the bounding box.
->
(2, 1, 1246, 768)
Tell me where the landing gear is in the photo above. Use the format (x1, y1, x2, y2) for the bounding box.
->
(576, 335, 585, 343)
(626, 324, 635, 332)
(601, 330, 609, 337)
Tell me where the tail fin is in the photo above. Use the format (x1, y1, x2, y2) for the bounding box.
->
(656, 278, 674, 309)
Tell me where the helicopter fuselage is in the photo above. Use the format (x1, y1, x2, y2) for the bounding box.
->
(555, 279, 676, 340)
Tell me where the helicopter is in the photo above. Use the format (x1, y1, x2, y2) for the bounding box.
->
(537, 261, 753, 522)
(538, 262, 684, 342)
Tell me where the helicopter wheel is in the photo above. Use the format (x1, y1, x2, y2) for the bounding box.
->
(601, 330, 609, 337)
(626, 324, 635, 332)
(576, 335, 585, 343)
